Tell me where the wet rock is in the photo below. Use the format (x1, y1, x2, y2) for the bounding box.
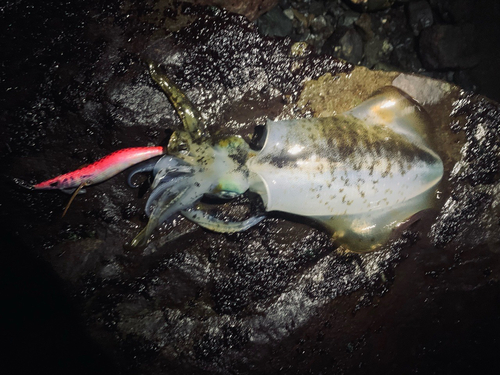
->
(193, 0, 279, 21)
(309, 1, 327, 16)
(419, 23, 479, 69)
(340, 10, 361, 27)
(323, 27, 364, 65)
(355, 12, 375, 40)
(3, 2, 500, 375)
(407, 0, 433, 35)
(338, 28, 364, 65)
(364, 36, 393, 68)
(254, 0, 499, 104)
(310, 14, 328, 34)
(256, 6, 293, 37)
(346, 0, 396, 12)
(290, 7, 315, 30)
(430, 0, 475, 23)
(390, 33, 423, 73)
(282, 7, 294, 20)
(453, 69, 477, 93)
(429, 93, 500, 250)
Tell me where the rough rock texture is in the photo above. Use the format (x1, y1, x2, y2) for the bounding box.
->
(419, 24, 479, 69)
(2, 1, 500, 375)
(347, 0, 396, 12)
(256, 0, 500, 103)
(193, 0, 279, 21)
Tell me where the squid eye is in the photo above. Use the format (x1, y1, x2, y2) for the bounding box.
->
(250, 125, 267, 151)
(160, 129, 175, 148)
(167, 131, 192, 155)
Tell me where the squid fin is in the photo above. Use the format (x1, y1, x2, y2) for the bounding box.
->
(345, 86, 434, 149)
(314, 191, 435, 253)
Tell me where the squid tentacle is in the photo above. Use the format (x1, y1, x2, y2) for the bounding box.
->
(152, 155, 192, 175)
(127, 157, 161, 187)
(130, 186, 190, 248)
(151, 165, 195, 189)
(181, 207, 265, 233)
(127, 155, 194, 188)
(145, 175, 192, 216)
(130, 180, 208, 248)
(149, 155, 195, 189)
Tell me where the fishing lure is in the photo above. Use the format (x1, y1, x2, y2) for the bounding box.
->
(34, 146, 164, 216)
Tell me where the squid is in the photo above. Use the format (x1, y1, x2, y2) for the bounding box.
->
(34, 61, 444, 252)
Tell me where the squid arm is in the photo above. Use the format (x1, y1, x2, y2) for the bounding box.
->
(181, 206, 265, 233)
(148, 61, 205, 141)
(129, 176, 211, 248)
(127, 157, 160, 187)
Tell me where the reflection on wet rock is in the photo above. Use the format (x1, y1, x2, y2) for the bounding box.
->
(430, 93, 500, 250)
(4, 3, 500, 375)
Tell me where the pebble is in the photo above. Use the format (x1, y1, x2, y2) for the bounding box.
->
(431, 0, 474, 23)
(256, 0, 481, 91)
(310, 15, 328, 34)
(407, 0, 433, 35)
(338, 28, 364, 65)
(257, 6, 293, 37)
(347, 0, 396, 12)
(341, 10, 361, 27)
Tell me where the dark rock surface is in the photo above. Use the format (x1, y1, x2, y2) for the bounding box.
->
(257, 0, 500, 101)
(419, 24, 478, 69)
(347, 0, 396, 12)
(194, 0, 279, 21)
(407, 0, 433, 36)
(2, 1, 500, 375)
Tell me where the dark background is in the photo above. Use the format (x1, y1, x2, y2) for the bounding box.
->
(2, 1, 500, 374)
